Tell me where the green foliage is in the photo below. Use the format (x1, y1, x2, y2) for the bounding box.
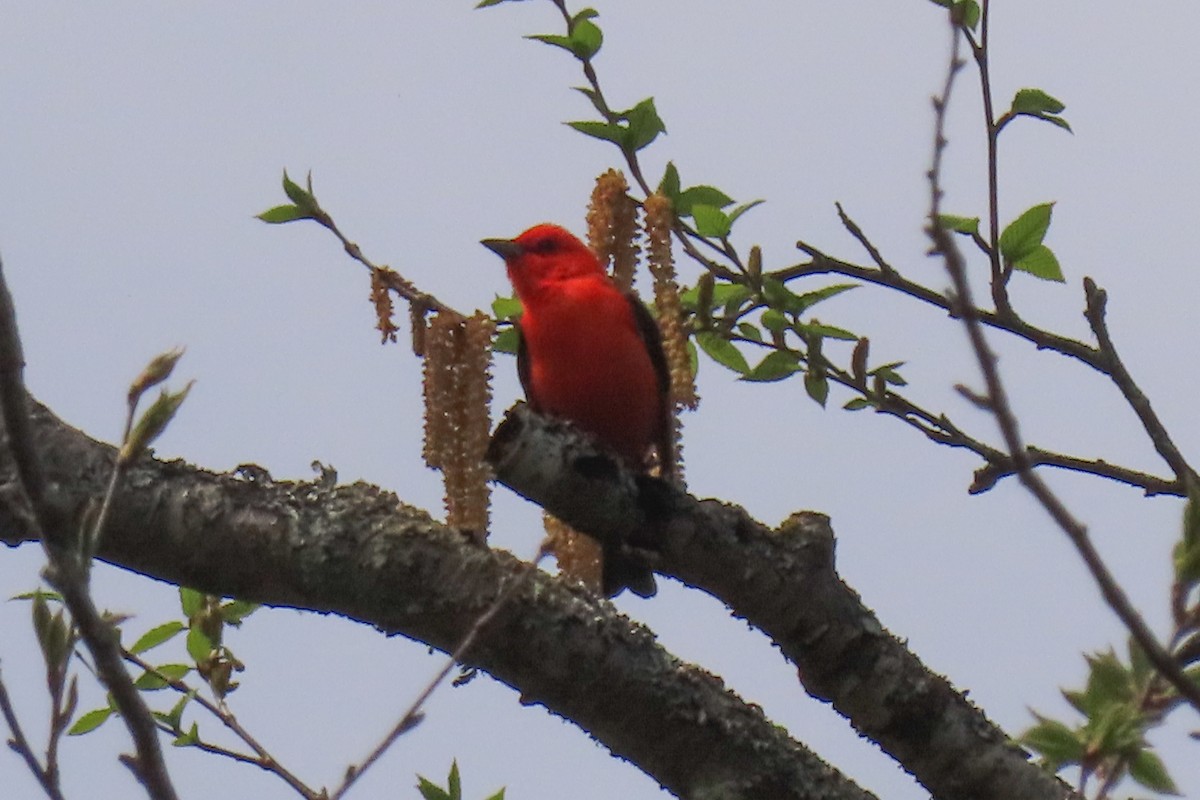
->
(998, 203, 1064, 282)
(1008, 88, 1072, 133)
(1173, 482, 1200, 585)
(418, 761, 505, 800)
(1024, 639, 1181, 796)
(927, 0, 980, 30)
(256, 170, 324, 225)
(696, 331, 749, 375)
(936, 214, 980, 236)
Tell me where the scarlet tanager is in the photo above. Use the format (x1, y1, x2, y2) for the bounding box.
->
(482, 223, 672, 597)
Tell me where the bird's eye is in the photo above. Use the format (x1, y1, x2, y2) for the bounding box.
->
(529, 238, 559, 255)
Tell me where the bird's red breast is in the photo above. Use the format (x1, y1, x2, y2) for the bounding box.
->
(483, 224, 671, 477)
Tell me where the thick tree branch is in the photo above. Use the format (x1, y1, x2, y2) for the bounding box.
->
(1, 397, 872, 800)
(487, 403, 1079, 800)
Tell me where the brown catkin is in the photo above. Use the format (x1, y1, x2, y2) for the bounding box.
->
(544, 513, 602, 593)
(644, 193, 699, 411)
(422, 311, 461, 469)
(453, 312, 495, 535)
(423, 311, 496, 537)
(587, 170, 640, 290)
(369, 268, 400, 344)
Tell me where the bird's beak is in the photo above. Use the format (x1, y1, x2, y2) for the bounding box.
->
(481, 238, 523, 261)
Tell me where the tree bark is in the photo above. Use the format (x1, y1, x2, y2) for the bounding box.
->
(0, 397, 1080, 800)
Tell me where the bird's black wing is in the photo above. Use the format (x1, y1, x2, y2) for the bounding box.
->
(625, 292, 674, 481)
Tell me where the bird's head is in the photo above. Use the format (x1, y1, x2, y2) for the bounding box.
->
(482, 224, 604, 300)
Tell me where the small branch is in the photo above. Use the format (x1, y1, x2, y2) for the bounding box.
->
(780, 249, 1106, 373)
(332, 544, 548, 800)
(927, 15, 1200, 715)
(0, 666, 67, 800)
(835, 202, 894, 275)
(122, 652, 321, 800)
(971, 0, 1014, 317)
(0, 258, 180, 800)
(1082, 278, 1197, 486)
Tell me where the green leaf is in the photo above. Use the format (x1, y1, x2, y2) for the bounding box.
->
(796, 322, 858, 341)
(281, 170, 310, 206)
(696, 332, 749, 374)
(256, 204, 307, 224)
(1082, 649, 1135, 711)
(569, 19, 602, 60)
(760, 277, 802, 313)
(955, 0, 980, 30)
(735, 322, 762, 343)
(741, 350, 801, 383)
(173, 721, 200, 747)
(525, 33, 574, 53)
(565, 120, 625, 146)
(675, 185, 733, 217)
(658, 162, 680, 200)
(130, 621, 186, 654)
(760, 308, 788, 333)
(726, 200, 765, 227)
(417, 777, 453, 800)
(187, 627, 213, 664)
(843, 398, 874, 411)
(794, 284, 857, 312)
(572, 86, 607, 117)
(869, 361, 907, 387)
(998, 202, 1054, 263)
(121, 381, 195, 464)
(492, 327, 519, 355)
(691, 204, 731, 238)
(161, 693, 193, 731)
(179, 587, 204, 619)
(621, 98, 665, 152)
(220, 599, 259, 626)
(1021, 716, 1085, 769)
(484, 791, 506, 800)
(68, 706, 114, 736)
(135, 663, 190, 690)
(474, 0, 510, 8)
(804, 370, 829, 407)
(491, 295, 522, 320)
(937, 214, 980, 236)
(1013, 244, 1064, 282)
(447, 760, 462, 800)
(1008, 88, 1072, 132)
(1129, 749, 1180, 794)
(1012, 88, 1065, 116)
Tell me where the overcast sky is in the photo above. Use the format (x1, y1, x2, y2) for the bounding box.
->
(3, 2, 1199, 799)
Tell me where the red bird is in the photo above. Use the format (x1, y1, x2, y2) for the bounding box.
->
(482, 223, 672, 597)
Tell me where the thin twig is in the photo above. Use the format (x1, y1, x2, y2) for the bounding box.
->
(122, 651, 321, 800)
(835, 202, 894, 275)
(970, 0, 1014, 316)
(0, 666, 67, 800)
(331, 542, 550, 800)
(0, 257, 181, 800)
(780, 248, 1106, 373)
(1082, 278, 1197, 487)
(927, 12, 1200, 714)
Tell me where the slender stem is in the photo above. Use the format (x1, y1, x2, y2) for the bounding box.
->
(0, 667, 67, 800)
(1082, 279, 1197, 486)
(972, 0, 1013, 316)
(928, 14, 1200, 715)
(331, 543, 549, 800)
(124, 652, 321, 800)
(0, 257, 180, 800)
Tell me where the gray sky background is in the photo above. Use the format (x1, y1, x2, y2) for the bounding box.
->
(2, 2, 1198, 798)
